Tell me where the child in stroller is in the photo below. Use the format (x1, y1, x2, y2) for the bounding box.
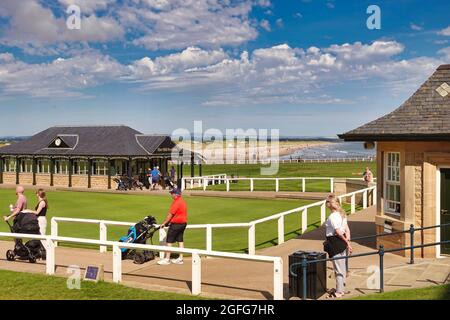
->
(5, 211, 46, 263)
(119, 216, 159, 264)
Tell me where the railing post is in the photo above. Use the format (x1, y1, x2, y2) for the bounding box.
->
(302, 178, 305, 193)
(45, 238, 55, 275)
(51, 218, 58, 247)
(273, 257, 284, 300)
(320, 202, 326, 225)
(275, 178, 279, 192)
(203, 178, 207, 191)
(277, 215, 284, 245)
(248, 224, 256, 255)
(226, 179, 230, 192)
(113, 245, 122, 283)
(301, 254, 308, 300)
(363, 190, 368, 209)
(206, 225, 212, 252)
(99, 222, 107, 253)
(301, 208, 308, 233)
(330, 178, 334, 193)
(181, 178, 186, 191)
(409, 224, 415, 265)
(379, 245, 384, 293)
(191, 252, 202, 295)
(373, 187, 377, 205)
(159, 227, 167, 259)
(351, 194, 356, 214)
(250, 178, 254, 192)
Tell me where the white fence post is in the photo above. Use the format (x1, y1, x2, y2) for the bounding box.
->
(250, 178, 254, 192)
(301, 208, 308, 233)
(159, 227, 167, 259)
(373, 187, 377, 205)
(330, 178, 334, 193)
(191, 252, 202, 295)
(275, 178, 279, 192)
(248, 224, 256, 255)
(277, 215, 284, 245)
(45, 238, 55, 275)
(99, 222, 107, 253)
(273, 257, 284, 300)
(302, 178, 306, 193)
(226, 179, 230, 192)
(203, 178, 207, 191)
(206, 225, 212, 252)
(363, 190, 368, 209)
(181, 178, 186, 191)
(112, 245, 122, 283)
(51, 218, 58, 247)
(320, 202, 326, 225)
(351, 194, 356, 214)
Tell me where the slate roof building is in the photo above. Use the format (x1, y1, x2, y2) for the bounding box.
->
(0, 125, 186, 190)
(340, 64, 450, 257)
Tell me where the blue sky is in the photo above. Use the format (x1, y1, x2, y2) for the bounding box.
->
(0, 0, 449, 136)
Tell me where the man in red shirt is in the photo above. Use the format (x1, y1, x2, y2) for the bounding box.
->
(158, 188, 187, 265)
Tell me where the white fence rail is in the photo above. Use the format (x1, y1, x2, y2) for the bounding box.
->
(181, 174, 227, 191)
(51, 186, 376, 256)
(182, 176, 335, 193)
(0, 232, 283, 300)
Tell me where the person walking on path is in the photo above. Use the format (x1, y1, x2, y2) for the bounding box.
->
(324, 194, 352, 298)
(363, 167, 374, 183)
(157, 188, 187, 265)
(22, 189, 49, 236)
(4, 186, 28, 222)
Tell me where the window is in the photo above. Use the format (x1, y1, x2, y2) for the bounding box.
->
(3, 157, 16, 172)
(385, 152, 401, 215)
(20, 158, 33, 173)
(72, 160, 88, 175)
(54, 159, 69, 174)
(37, 159, 51, 173)
(92, 160, 108, 176)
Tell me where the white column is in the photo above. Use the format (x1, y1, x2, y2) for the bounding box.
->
(277, 215, 284, 245)
(51, 218, 58, 247)
(275, 178, 279, 192)
(99, 222, 107, 253)
(351, 194, 356, 214)
(248, 224, 256, 255)
(45, 238, 55, 275)
(320, 202, 326, 225)
(301, 208, 308, 233)
(159, 227, 167, 259)
(363, 190, 368, 209)
(302, 178, 306, 193)
(206, 225, 212, 252)
(273, 257, 284, 300)
(250, 178, 254, 192)
(191, 252, 202, 295)
(112, 245, 122, 283)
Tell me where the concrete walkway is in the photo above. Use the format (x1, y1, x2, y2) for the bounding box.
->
(0, 206, 449, 300)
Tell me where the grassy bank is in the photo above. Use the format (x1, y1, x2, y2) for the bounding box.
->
(0, 269, 204, 300)
(353, 284, 450, 300)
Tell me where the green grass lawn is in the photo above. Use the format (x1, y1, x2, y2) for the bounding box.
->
(184, 161, 376, 192)
(0, 269, 204, 300)
(353, 284, 450, 300)
(0, 188, 327, 252)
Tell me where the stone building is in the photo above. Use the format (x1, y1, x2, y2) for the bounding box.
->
(340, 64, 450, 258)
(0, 125, 179, 190)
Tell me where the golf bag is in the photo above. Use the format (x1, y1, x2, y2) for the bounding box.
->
(119, 216, 158, 264)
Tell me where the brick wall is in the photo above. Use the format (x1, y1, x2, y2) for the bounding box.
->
(54, 174, 69, 187)
(91, 176, 109, 189)
(72, 175, 88, 188)
(35, 174, 51, 186)
(18, 173, 33, 185)
(3, 173, 16, 184)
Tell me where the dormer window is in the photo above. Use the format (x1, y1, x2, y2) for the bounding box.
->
(48, 136, 70, 148)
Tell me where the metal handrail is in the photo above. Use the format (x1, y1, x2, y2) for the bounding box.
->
(289, 222, 450, 300)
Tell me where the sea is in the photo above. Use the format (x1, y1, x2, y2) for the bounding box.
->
(281, 141, 376, 160)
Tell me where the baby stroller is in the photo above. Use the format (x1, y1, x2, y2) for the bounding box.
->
(114, 177, 127, 191)
(119, 216, 159, 264)
(5, 212, 46, 263)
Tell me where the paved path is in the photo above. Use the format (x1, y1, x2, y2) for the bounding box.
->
(0, 206, 449, 300)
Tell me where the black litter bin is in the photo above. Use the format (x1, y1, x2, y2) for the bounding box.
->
(289, 250, 327, 299)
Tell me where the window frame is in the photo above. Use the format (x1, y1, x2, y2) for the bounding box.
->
(384, 152, 401, 216)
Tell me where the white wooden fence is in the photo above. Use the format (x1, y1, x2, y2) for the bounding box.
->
(51, 186, 376, 256)
(182, 176, 335, 193)
(0, 232, 283, 300)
